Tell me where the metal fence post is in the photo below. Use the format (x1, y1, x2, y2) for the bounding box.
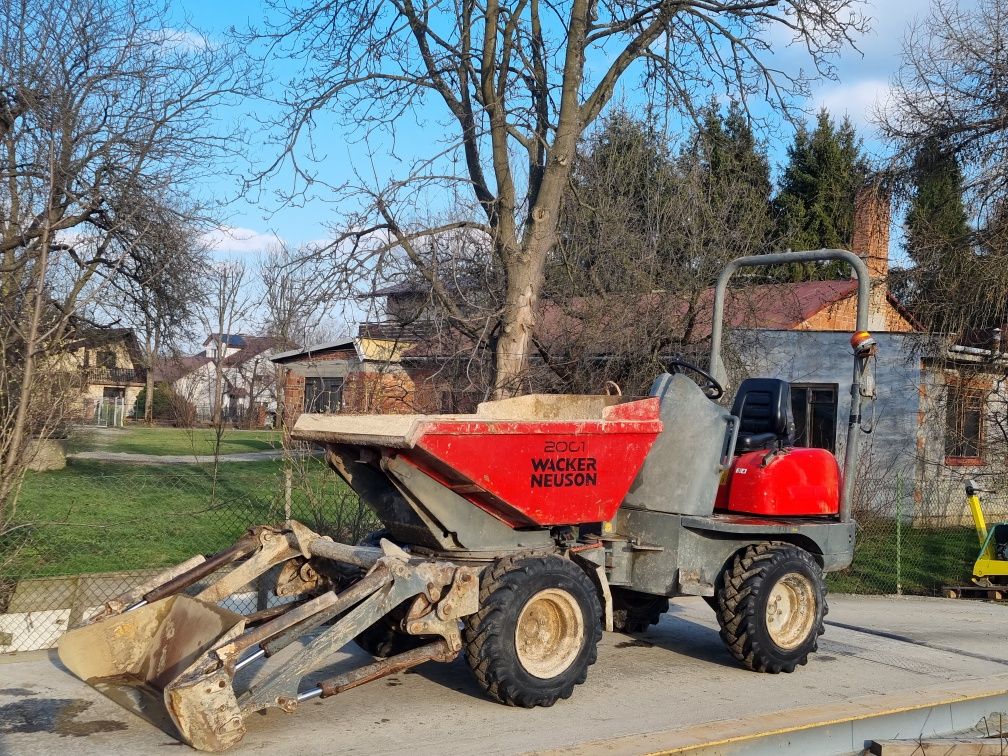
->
(896, 476, 903, 596)
(284, 466, 292, 521)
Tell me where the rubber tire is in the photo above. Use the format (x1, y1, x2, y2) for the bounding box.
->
(462, 554, 602, 707)
(352, 529, 428, 658)
(715, 542, 827, 673)
(611, 588, 669, 633)
(354, 600, 429, 658)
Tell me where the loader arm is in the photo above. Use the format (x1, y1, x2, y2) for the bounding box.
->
(58, 522, 479, 752)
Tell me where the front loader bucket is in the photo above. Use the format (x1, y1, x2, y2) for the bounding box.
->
(57, 595, 247, 750)
(55, 523, 481, 751)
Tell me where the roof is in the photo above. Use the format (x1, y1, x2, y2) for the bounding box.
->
(203, 333, 247, 348)
(154, 337, 289, 381)
(376, 278, 917, 362)
(220, 335, 289, 367)
(534, 280, 867, 354)
(270, 338, 357, 364)
(278, 277, 916, 366)
(65, 327, 144, 366)
(367, 281, 421, 298)
(153, 354, 210, 383)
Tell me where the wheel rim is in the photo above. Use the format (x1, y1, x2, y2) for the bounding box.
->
(764, 572, 816, 650)
(514, 588, 584, 679)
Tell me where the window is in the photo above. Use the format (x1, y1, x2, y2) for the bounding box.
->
(945, 383, 985, 463)
(790, 384, 838, 452)
(97, 350, 117, 369)
(304, 377, 344, 414)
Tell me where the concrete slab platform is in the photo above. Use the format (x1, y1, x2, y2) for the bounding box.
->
(1, 594, 1005, 756)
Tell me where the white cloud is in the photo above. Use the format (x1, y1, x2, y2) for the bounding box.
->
(814, 79, 892, 130)
(149, 27, 212, 53)
(201, 225, 279, 254)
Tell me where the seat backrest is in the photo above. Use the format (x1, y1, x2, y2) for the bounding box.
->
(730, 378, 795, 442)
(622, 373, 734, 517)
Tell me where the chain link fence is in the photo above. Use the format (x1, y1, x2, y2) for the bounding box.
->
(2, 449, 1006, 653)
(832, 475, 1008, 595)
(0, 453, 378, 652)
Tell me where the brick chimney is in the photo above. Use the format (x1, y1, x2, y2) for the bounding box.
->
(851, 181, 891, 331)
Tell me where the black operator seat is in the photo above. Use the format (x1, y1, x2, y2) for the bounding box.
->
(730, 378, 796, 453)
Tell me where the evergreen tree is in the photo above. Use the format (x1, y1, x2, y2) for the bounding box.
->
(904, 137, 970, 267)
(553, 103, 774, 297)
(690, 99, 774, 253)
(555, 108, 676, 293)
(899, 138, 1008, 336)
(774, 109, 869, 278)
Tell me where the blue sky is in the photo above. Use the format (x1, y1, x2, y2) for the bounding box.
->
(174, 1, 936, 257)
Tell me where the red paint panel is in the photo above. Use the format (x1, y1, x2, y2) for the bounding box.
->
(412, 398, 661, 526)
(718, 447, 841, 517)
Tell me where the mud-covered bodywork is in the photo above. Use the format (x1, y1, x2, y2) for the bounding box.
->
(58, 523, 478, 752)
(56, 249, 876, 751)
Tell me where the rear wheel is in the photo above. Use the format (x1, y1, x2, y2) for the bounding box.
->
(463, 554, 602, 707)
(352, 530, 428, 658)
(611, 588, 669, 633)
(715, 542, 826, 673)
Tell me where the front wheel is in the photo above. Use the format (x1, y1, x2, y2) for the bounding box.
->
(352, 530, 429, 658)
(715, 542, 826, 673)
(462, 554, 602, 707)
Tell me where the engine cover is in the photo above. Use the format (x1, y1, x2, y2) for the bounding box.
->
(716, 447, 840, 517)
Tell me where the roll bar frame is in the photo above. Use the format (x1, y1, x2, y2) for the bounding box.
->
(708, 249, 873, 524)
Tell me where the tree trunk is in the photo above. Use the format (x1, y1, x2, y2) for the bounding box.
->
(212, 355, 224, 427)
(494, 262, 537, 398)
(143, 328, 156, 425)
(493, 218, 554, 398)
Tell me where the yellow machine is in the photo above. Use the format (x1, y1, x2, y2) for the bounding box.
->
(966, 480, 1008, 586)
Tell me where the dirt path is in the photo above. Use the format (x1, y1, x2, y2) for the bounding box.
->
(66, 450, 289, 464)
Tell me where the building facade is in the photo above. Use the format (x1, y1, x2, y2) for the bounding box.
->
(271, 337, 441, 430)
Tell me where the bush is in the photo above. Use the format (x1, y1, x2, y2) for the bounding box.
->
(133, 384, 175, 420)
(167, 390, 198, 427)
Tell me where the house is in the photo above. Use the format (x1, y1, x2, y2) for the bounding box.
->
(59, 327, 147, 424)
(156, 334, 288, 425)
(270, 326, 446, 429)
(733, 188, 1005, 522)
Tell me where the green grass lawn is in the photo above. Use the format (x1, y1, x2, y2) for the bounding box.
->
(5, 459, 373, 578)
(66, 426, 282, 456)
(5, 451, 986, 597)
(828, 520, 980, 595)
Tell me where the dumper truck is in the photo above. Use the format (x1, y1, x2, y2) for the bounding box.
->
(58, 248, 877, 751)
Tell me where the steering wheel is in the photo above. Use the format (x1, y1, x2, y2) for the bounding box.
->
(664, 358, 724, 400)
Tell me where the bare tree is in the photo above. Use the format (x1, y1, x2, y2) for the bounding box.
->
(245, 0, 866, 397)
(0, 0, 240, 539)
(881, 0, 1008, 208)
(258, 243, 336, 347)
(257, 242, 341, 431)
(201, 260, 252, 429)
(191, 258, 252, 497)
(105, 202, 210, 424)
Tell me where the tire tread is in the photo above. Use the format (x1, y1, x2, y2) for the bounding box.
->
(715, 542, 827, 674)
